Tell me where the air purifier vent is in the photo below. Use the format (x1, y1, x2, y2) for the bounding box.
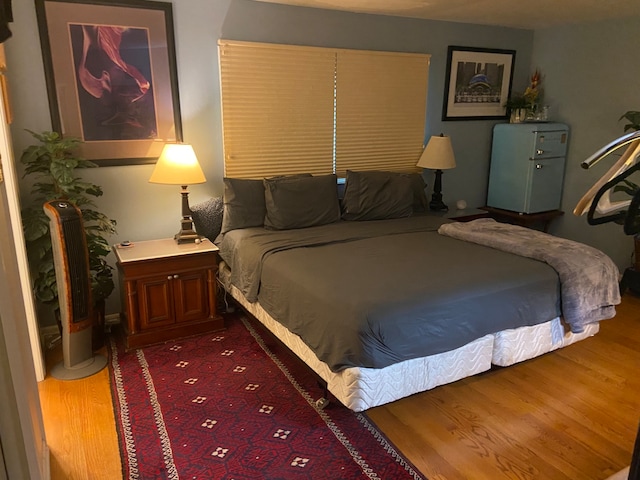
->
(44, 200, 107, 380)
(60, 209, 91, 322)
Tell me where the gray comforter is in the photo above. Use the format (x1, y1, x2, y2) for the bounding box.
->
(217, 216, 564, 371)
(438, 218, 620, 332)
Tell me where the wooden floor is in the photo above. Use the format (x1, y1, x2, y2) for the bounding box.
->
(39, 295, 640, 480)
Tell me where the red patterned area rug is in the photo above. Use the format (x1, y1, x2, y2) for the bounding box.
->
(109, 314, 425, 479)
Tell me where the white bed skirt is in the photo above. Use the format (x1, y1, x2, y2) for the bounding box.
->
(492, 318, 599, 366)
(219, 264, 599, 412)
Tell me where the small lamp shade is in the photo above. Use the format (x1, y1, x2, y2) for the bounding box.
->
(416, 135, 456, 170)
(149, 143, 206, 185)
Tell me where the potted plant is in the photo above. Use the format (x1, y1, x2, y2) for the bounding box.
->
(505, 69, 544, 123)
(20, 130, 117, 341)
(613, 111, 640, 201)
(620, 111, 640, 132)
(504, 94, 530, 123)
(612, 111, 640, 269)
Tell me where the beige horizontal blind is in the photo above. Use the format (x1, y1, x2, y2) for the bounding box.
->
(218, 40, 335, 178)
(335, 50, 429, 175)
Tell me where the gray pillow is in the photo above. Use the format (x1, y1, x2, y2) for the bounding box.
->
(407, 173, 428, 212)
(220, 178, 266, 234)
(191, 196, 224, 242)
(341, 170, 414, 221)
(264, 174, 340, 230)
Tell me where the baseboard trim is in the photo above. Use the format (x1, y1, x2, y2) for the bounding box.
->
(40, 314, 119, 349)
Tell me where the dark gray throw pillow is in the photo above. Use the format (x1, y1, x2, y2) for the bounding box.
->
(407, 172, 428, 213)
(191, 196, 224, 242)
(341, 170, 414, 221)
(220, 178, 266, 234)
(264, 174, 340, 230)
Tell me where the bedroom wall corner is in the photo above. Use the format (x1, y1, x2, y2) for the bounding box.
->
(530, 17, 640, 270)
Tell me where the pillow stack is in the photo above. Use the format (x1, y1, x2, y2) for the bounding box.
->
(341, 170, 427, 221)
(263, 174, 340, 230)
(198, 170, 428, 239)
(219, 174, 341, 233)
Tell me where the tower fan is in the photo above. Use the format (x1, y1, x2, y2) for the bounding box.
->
(44, 200, 108, 380)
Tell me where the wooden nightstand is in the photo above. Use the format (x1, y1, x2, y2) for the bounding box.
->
(113, 238, 224, 350)
(480, 206, 564, 232)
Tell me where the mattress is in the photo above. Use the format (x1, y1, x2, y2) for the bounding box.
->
(222, 274, 493, 411)
(219, 263, 598, 412)
(217, 216, 561, 371)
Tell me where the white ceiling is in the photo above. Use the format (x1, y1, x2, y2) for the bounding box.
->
(252, 0, 640, 29)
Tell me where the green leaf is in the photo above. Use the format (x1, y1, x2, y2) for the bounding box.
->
(619, 111, 640, 132)
(21, 209, 49, 242)
(20, 129, 118, 312)
(51, 159, 78, 185)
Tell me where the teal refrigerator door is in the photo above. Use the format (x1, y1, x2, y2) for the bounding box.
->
(525, 156, 566, 213)
(487, 123, 568, 213)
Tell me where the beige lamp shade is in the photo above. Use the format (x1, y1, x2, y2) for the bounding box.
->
(416, 135, 456, 170)
(149, 143, 206, 185)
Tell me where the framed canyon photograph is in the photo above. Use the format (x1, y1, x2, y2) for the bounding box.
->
(35, 0, 183, 165)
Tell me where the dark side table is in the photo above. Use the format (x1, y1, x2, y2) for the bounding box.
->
(619, 268, 640, 295)
(431, 208, 490, 222)
(480, 206, 564, 232)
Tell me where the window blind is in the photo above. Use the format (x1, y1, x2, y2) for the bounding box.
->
(218, 40, 430, 178)
(218, 40, 335, 178)
(335, 50, 429, 175)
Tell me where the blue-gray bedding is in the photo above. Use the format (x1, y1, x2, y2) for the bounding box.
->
(217, 216, 567, 371)
(438, 218, 620, 333)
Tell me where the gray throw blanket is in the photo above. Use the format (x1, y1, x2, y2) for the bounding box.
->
(438, 219, 620, 332)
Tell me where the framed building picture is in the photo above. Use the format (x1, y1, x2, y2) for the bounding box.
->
(442, 46, 515, 121)
(35, 0, 183, 166)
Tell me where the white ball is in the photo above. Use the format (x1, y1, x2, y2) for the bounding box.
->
(456, 199, 467, 210)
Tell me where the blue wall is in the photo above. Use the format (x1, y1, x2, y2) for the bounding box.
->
(9, 0, 634, 319)
(530, 18, 640, 269)
(222, 0, 534, 210)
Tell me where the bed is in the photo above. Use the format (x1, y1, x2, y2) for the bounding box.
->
(192, 170, 621, 412)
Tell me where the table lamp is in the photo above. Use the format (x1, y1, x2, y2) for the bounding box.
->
(416, 134, 456, 211)
(149, 143, 206, 243)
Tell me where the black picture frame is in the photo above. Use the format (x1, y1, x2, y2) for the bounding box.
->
(442, 46, 516, 121)
(35, 0, 183, 166)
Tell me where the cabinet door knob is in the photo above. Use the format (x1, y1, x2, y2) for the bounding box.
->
(536, 149, 544, 155)
(536, 163, 543, 169)
(173, 274, 179, 279)
(167, 275, 172, 280)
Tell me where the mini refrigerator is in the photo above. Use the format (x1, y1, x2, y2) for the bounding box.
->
(486, 122, 569, 214)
